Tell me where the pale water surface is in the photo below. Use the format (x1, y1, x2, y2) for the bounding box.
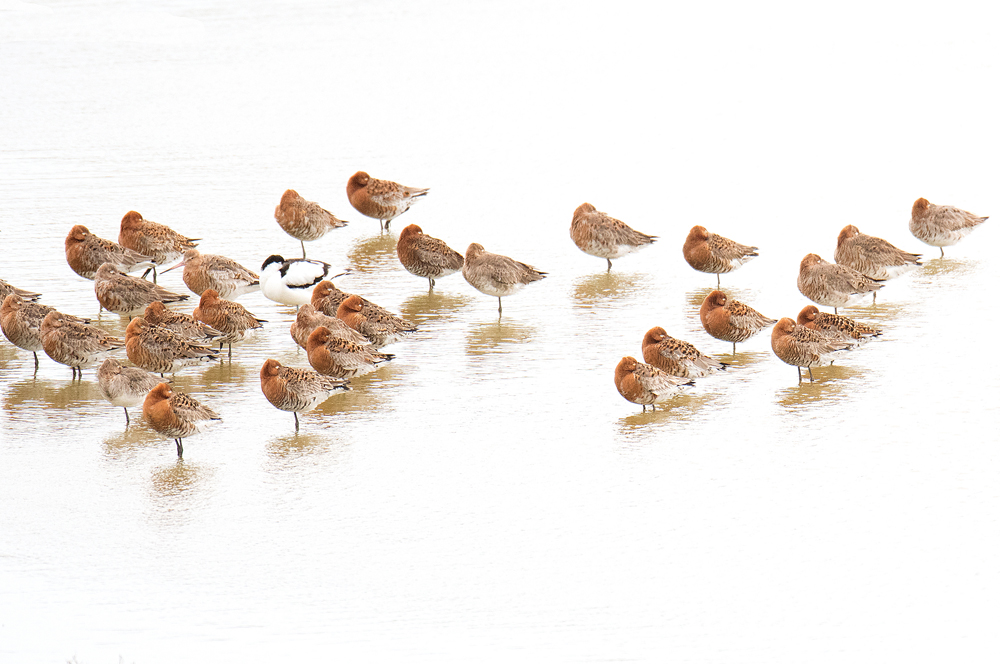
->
(1, 1, 999, 662)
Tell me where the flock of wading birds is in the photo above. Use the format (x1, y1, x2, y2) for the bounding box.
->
(0, 170, 990, 453)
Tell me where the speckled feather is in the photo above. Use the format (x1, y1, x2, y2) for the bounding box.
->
(290, 303, 370, 350)
(699, 290, 776, 345)
(118, 210, 198, 266)
(2, 295, 88, 354)
(336, 295, 416, 349)
(796, 305, 882, 344)
(771, 318, 852, 369)
(347, 171, 428, 228)
(192, 289, 265, 345)
(306, 326, 394, 379)
(94, 263, 188, 315)
(797, 253, 882, 309)
(260, 358, 350, 414)
(614, 356, 693, 408)
(834, 225, 921, 280)
(909, 197, 987, 250)
(396, 224, 464, 282)
(40, 311, 124, 369)
(65, 225, 154, 280)
(641, 326, 727, 378)
(570, 203, 656, 263)
(462, 243, 546, 298)
(683, 225, 758, 276)
(274, 189, 348, 242)
(143, 301, 223, 344)
(125, 317, 219, 374)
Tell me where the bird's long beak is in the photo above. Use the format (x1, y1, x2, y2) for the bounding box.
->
(161, 260, 185, 274)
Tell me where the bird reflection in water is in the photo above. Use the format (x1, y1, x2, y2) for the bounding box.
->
(911, 257, 981, 282)
(347, 233, 399, 274)
(775, 364, 863, 410)
(150, 460, 210, 499)
(572, 272, 648, 308)
(465, 320, 536, 356)
(617, 393, 712, 432)
(266, 431, 350, 464)
(313, 363, 407, 415)
(397, 290, 473, 327)
(3, 377, 103, 413)
(101, 426, 162, 458)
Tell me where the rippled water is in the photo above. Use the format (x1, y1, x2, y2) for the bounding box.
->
(2, 2, 998, 662)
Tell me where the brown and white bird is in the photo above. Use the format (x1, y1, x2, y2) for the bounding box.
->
(97, 358, 161, 425)
(770, 317, 852, 384)
(274, 189, 349, 258)
(797, 253, 882, 314)
(40, 310, 124, 378)
(396, 224, 464, 289)
(641, 326, 728, 378)
(682, 225, 759, 287)
(143, 382, 221, 458)
(834, 225, 921, 285)
(2, 294, 89, 370)
(909, 197, 988, 257)
(260, 358, 350, 432)
(311, 279, 352, 317)
(347, 171, 429, 230)
(614, 356, 694, 412)
(161, 249, 260, 298)
(142, 301, 223, 345)
(64, 225, 154, 280)
(796, 305, 882, 346)
(125, 317, 220, 375)
(290, 303, 370, 350)
(306, 326, 394, 379)
(462, 243, 546, 315)
(0, 279, 41, 302)
(93, 263, 187, 317)
(192, 289, 266, 358)
(118, 210, 199, 283)
(336, 294, 416, 349)
(570, 203, 656, 272)
(699, 290, 777, 354)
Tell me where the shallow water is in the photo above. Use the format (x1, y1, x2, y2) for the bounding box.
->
(2, 2, 999, 662)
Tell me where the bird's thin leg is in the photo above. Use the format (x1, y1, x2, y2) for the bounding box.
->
(606, 258, 612, 272)
(732, 342, 736, 354)
(219, 342, 223, 350)
(808, 367, 815, 383)
(141, 267, 153, 280)
(797, 367, 802, 384)
(642, 405, 647, 412)
(175, 439, 183, 458)
(940, 247, 944, 258)
(33, 352, 39, 370)
(650, 404, 656, 411)
(124, 407, 130, 425)
(300, 240, 307, 259)
(228, 343, 232, 359)
(497, 297, 503, 316)
(428, 277, 434, 291)
(152, 267, 158, 284)
(834, 307, 838, 315)
(873, 292, 877, 304)
(294, 412, 300, 432)
(717, 273, 720, 288)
